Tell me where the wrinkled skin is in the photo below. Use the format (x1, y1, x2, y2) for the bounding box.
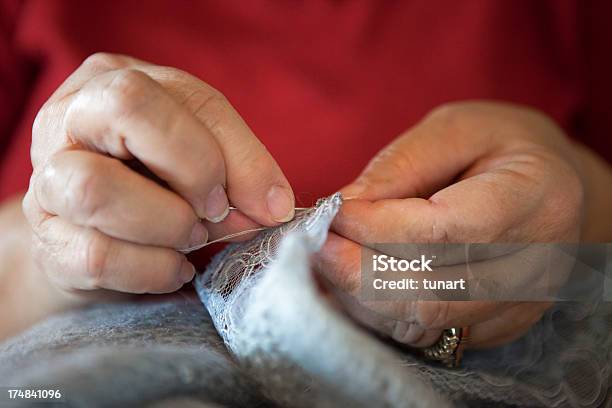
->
(22, 53, 294, 302)
(316, 102, 585, 349)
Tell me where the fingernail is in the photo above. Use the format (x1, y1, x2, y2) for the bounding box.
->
(180, 261, 195, 283)
(204, 184, 229, 223)
(267, 185, 294, 222)
(188, 221, 208, 247)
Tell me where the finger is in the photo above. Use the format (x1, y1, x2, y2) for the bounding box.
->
(316, 233, 513, 328)
(142, 67, 295, 225)
(466, 302, 550, 349)
(320, 283, 444, 348)
(340, 102, 519, 200)
(333, 166, 542, 244)
(320, 230, 561, 300)
(343, 302, 548, 349)
(33, 149, 208, 249)
(313, 232, 362, 293)
(332, 199, 441, 244)
(328, 277, 512, 348)
(32, 216, 195, 294)
(63, 68, 229, 223)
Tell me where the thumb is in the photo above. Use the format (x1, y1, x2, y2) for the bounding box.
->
(341, 103, 505, 201)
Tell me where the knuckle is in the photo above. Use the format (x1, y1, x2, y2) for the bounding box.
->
(200, 153, 226, 182)
(21, 189, 46, 232)
(64, 159, 107, 221)
(428, 220, 451, 244)
(81, 52, 124, 71)
(153, 65, 199, 86)
(145, 254, 185, 293)
(31, 105, 55, 166)
(181, 155, 225, 193)
(426, 101, 470, 124)
(21, 190, 36, 223)
(373, 146, 427, 196)
(414, 301, 451, 329)
(414, 200, 451, 244)
(105, 69, 153, 118)
(174, 203, 198, 244)
(389, 320, 413, 344)
(168, 259, 187, 291)
(82, 231, 113, 288)
(425, 101, 498, 132)
(32, 105, 49, 138)
(31, 234, 61, 280)
(190, 90, 230, 131)
(30, 237, 61, 286)
(188, 86, 226, 112)
(174, 165, 209, 195)
(422, 102, 480, 141)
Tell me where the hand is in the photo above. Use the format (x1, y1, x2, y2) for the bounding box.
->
(22, 53, 295, 303)
(316, 101, 584, 349)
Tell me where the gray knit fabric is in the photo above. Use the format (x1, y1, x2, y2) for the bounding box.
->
(0, 300, 269, 407)
(1, 297, 611, 407)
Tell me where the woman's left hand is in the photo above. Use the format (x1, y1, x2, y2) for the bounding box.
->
(316, 101, 585, 349)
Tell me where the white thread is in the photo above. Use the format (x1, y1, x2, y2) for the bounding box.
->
(179, 227, 269, 254)
(179, 208, 313, 254)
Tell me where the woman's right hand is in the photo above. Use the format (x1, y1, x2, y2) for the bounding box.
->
(22, 53, 295, 302)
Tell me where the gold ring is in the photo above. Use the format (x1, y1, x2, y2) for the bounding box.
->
(421, 326, 470, 368)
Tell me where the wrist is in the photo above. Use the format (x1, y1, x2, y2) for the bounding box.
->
(0, 195, 79, 340)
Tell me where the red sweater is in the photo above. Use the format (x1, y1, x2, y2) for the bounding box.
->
(1, 0, 611, 204)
